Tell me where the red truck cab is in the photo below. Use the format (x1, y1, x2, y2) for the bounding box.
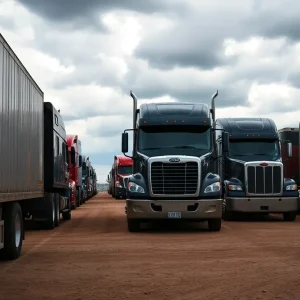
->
(112, 155, 133, 199)
(66, 135, 83, 207)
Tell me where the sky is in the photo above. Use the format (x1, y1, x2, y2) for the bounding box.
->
(1, 0, 300, 182)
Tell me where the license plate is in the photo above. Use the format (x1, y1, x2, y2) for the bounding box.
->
(168, 212, 181, 218)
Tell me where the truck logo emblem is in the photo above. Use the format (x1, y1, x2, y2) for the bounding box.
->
(169, 158, 180, 163)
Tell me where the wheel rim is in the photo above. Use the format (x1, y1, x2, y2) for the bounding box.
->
(15, 213, 21, 248)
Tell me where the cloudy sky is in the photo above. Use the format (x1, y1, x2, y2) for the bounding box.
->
(1, 0, 300, 182)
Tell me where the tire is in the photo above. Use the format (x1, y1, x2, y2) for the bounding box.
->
(127, 219, 140, 232)
(283, 212, 297, 221)
(44, 193, 55, 230)
(54, 193, 60, 227)
(78, 187, 82, 206)
(62, 210, 71, 220)
(208, 218, 222, 232)
(1, 202, 24, 260)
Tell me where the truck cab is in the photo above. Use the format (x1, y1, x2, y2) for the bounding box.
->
(66, 135, 83, 207)
(112, 155, 133, 199)
(121, 90, 222, 232)
(216, 118, 298, 221)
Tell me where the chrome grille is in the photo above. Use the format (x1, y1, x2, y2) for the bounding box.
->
(150, 161, 199, 195)
(245, 163, 283, 196)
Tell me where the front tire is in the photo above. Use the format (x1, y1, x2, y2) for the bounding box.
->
(1, 202, 24, 260)
(127, 219, 140, 232)
(283, 212, 297, 221)
(208, 218, 222, 231)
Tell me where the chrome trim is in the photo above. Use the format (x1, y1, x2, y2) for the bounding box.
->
(244, 161, 283, 197)
(148, 155, 201, 198)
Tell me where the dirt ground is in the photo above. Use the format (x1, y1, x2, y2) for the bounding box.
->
(1, 192, 300, 300)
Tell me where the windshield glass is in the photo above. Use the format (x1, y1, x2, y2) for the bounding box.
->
(118, 166, 132, 174)
(138, 125, 211, 156)
(228, 139, 280, 161)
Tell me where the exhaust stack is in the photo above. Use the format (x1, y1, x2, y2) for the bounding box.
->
(130, 90, 138, 130)
(210, 90, 218, 129)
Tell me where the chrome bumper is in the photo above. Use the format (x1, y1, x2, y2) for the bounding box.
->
(126, 199, 222, 219)
(225, 197, 299, 212)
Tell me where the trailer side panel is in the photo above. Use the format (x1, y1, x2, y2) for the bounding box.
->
(0, 34, 44, 202)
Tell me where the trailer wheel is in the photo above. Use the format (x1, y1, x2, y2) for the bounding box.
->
(62, 198, 71, 221)
(1, 202, 24, 260)
(127, 219, 140, 232)
(54, 193, 60, 227)
(44, 193, 55, 230)
(208, 218, 222, 232)
(283, 212, 297, 221)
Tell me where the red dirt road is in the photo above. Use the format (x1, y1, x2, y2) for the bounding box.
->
(1, 192, 300, 299)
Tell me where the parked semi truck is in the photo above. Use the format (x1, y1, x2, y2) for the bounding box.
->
(121, 91, 223, 232)
(91, 166, 98, 196)
(107, 168, 113, 195)
(82, 155, 89, 201)
(278, 126, 300, 188)
(67, 135, 83, 207)
(0, 33, 71, 260)
(216, 118, 299, 221)
(111, 155, 133, 199)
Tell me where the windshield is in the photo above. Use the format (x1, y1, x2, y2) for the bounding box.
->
(228, 139, 280, 161)
(118, 166, 132, 174)
(138, 125, 211, 156)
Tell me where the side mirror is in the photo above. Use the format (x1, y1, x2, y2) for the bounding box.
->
(287, 142, 292, 158)
(71, 146, 76, 165)
(79, 155, 82, 167)
(122, 132, 129, 153)
(222, 131, 229, 153)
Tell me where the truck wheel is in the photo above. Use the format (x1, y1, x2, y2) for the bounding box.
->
(208, 218, 222, 232)
(127, 219, 140, 232)
(283, 212, 297, 221)
(77, 188, 82, 206)
(1, 202, 24, 260)
(62, 210, 71, 220)
(44, 193, 55, 230)
(54, 193, 60, 227)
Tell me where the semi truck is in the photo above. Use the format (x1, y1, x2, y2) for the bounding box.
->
(121, 90, 223, 232)
(91, 166, 98, 196)
(67, 135, 83, 207)
(112, 155, 133, 199)
(216, 118, 299, 221)
(278, 126, 300, 188)
(82, 155, 90, 201)
(0, 33, 71, 260)
(107, 168, 113, 195)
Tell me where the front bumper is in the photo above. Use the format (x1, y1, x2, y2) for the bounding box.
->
(225, 197, 299, 212)
(126, 199, 222, 220)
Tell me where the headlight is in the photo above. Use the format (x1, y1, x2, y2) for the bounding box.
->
(286, 184, 298, 191)
(128, 182, 145, 193)
(204, 182, 221, 193)
(228, 184, 242, 191)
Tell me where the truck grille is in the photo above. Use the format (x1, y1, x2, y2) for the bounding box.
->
(150, 161, 199, 195)
(246, 164, 282, 195)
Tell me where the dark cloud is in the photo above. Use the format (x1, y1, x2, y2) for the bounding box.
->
(134, 1, 300, 70)
(16, 0, 187, 30)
